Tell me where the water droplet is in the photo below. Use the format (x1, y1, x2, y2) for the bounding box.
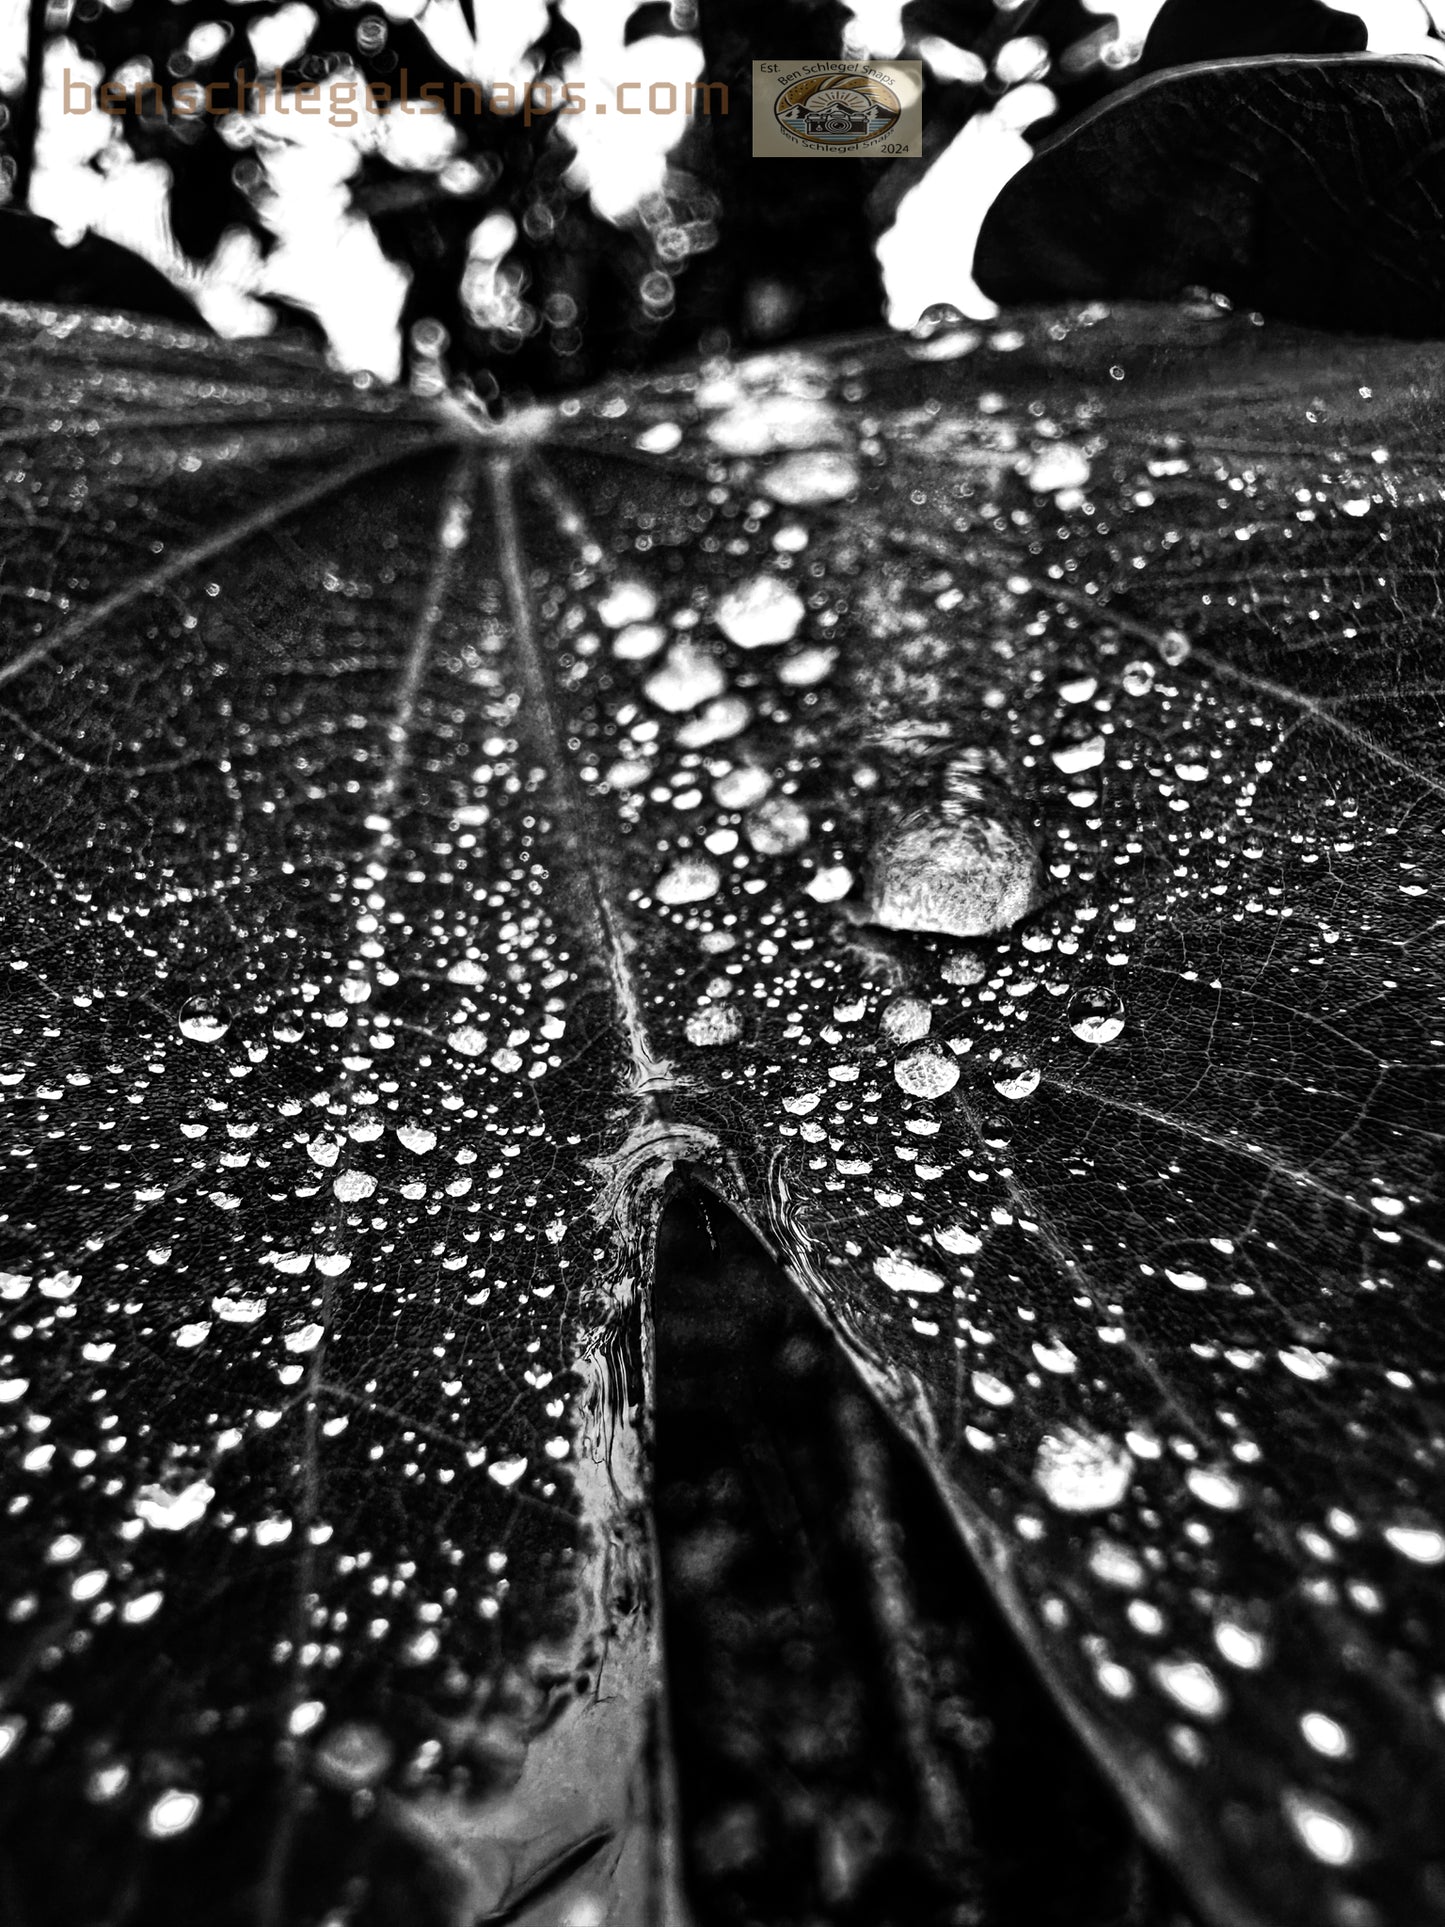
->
(881, 997, 932, 1045)
(1089, 1541, 1146, 1589)
(1026, 444, 1091, 494)
(1068, 988, 1126, 1045)
(488, 1455, 528, 1488)
(1214, 1617, 1268, 1669)
(805, 864, 854, 903)
(1034, 1426, 1133, 1513)
(134, 1479, 215, 1533)
(1050, 733, 1105, 776)
(145, 1789, 201, 1839)
(1153, 1656, 1225, 1720)
(334, 1170, 376, 1203)
(315, 1721, 394, 1790)
(893, 1043, 959, 1099)
(644, 642, 727, 714)
(1121, 659, 1156, 696)
(1383, 1522, 1445, 1564)
(866, 779, 1038, 941)
(686, 1006, 742, 1047)
(763, 448, 858, 505)
(874, 1252, 947, 1295)
(716, 575, 805, 649)
(992, 1058, 1040, 1101)
(656, 857, 722, 905)
(178, 997, 230, 1044)
(746, 796, 810, 855)
(934, 1222, 982, 1256)
(1281, 1790, 1358, 1867)
(597, 580, 657, 628)
(1300, 1712, 1351, 1759)
(1186, 1467, 1243, 1510)
(397, 1125, 437, 1154)
(212, 1294, 265, 1324)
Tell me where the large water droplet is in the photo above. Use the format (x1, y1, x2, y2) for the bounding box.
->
(134, 1479, 215, 1533)
(763, 448, 858, 505)
(1069, 988, 1126, 1045)
(178, 996, 230, 1044)
(866, 773, 1037, 940)
(746, 796, 810, 855)
(992, 1057, 1040, 1101)
(874, 1252, 947, 1295)
(1033, 1426, 1133, 1513)
(656, 857, 722, 905)
(893, 1042, 959, 1099)
(716, 575, 805, 649)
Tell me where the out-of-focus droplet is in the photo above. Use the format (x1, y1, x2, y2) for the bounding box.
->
(881, 996, 932, 1044)
(1034, 1426, 1133, 1512)
(716, 575, 805, 649)
(893, 1042, 959, 1098)
(866, 771, 1037, 941)
(686, 1006, 742, 1047)
(874, 1252, 947, 1295)
(656, 857, 722, 905)
(746, 796, 810, 855)
(763, 448, 859, 505)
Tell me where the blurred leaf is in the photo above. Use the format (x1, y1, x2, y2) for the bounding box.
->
(1137, 0, 1369, 70)
(1, 298, 1443, 1927)
(975, 55, 1445, 334)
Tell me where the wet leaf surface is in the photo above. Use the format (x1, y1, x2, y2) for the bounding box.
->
(0, 298, 1443, 1927)
(976, 56, 1445, 338)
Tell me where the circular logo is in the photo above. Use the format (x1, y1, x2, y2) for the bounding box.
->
(773, 71, 902, 150)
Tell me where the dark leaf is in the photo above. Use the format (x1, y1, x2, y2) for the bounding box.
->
(0, 211, 207, 329)
(975, 56, 1445, 337)
(1, 298, 1443, 1927)
(1137, 0, 1368, 71)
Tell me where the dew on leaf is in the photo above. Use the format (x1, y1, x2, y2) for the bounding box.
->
(746, 796, 810, 855)
(1033, 1426, 1133, 1513)
(177, 996, 230, 1044)
(714, 765, 772, 810)
(1025, 444, 1091, 494)
(134, 1480, 215, 1533)
(892, 1043, 959, 1099)
(874, 1252, 947, 1296)
(644, 641, 727, 714)
(1281, 1790, 1359, 1868)
(685, 1006, 741, 1047)
(1153, 1657, 1226, 1721)
(865, 781, 1037, 940)
(596, 579, 657, 628)
(763, 448, 859, 505)
(314, 1722, 393, 1791)
(212, 1295, 265, 1324)
(1382, 1523, 1445, 1564)
(715, 575, 805, 649)
(804, 864, 854, 902)
(992, 1058, 1040, 1101)
(880, 996, 932, 1044)
(1069, 988, 1126, 1045)
(676, 695, 751, 747)
(144, 1791, 201, 1840)
(656, 857, 722, 905)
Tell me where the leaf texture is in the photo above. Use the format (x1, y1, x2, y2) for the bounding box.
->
(0, 299, 1443, 1927)
(976, 56, 1445, 338)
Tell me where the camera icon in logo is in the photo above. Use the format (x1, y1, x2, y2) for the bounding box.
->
(774, 72, 903, 148)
